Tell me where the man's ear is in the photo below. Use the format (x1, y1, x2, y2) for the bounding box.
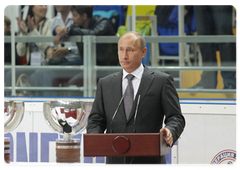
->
(141, 47, 147, 58)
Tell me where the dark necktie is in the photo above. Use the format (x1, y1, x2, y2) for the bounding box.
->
(124, 74, 135, 119)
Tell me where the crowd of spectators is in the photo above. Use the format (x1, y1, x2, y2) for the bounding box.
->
(4, 5, 236, 96)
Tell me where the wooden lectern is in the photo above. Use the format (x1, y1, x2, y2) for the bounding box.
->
(84, 133, 170, 157)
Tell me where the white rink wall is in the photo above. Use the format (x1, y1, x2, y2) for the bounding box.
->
(4, 97, 236, 164)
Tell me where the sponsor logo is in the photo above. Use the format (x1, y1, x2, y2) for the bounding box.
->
(210, 149, 236, 164)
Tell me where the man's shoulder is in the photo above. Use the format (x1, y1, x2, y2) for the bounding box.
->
(106, 72, 118, 77)
(50, 15, 63, 32)
(144, 66, 170, 78)
(92, 15, 108, 22)
(51, 14, 62, 23)
(100, 71, 121, 80)
(91, 16, 112, 27)
(153, 70, 170, 78)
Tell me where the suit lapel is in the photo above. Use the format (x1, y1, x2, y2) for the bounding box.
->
(127, 66, 154, 122)
(111, 70, 123, 102)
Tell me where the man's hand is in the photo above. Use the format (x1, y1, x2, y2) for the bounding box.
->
(160, 128, 173, 147)
(52, 47, 68, 57)
(53, 27, 68, 46)
(46, 48, 54, 59)
(55, 26, 68, 36)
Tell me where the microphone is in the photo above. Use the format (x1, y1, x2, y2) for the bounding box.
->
(133, 95, 141, 133)
(110, 96, 124, 133)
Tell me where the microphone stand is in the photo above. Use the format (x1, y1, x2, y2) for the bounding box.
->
(110, 96, 124, 133)
(111, 95, 141, 164)
(124, 95, 141, 164)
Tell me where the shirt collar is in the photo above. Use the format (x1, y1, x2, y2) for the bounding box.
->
(123, 64, 144, 80)
(66, 11, 73, 20)
(56, 11, 73, 25)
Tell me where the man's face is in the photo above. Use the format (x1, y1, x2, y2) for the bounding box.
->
(118, 34, 147, 73)
(54, 5, 70, 13)
(71, 10, 84, 27)
(2, 21, 10, 35)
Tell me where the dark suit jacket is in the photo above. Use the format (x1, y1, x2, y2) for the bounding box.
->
(87, 66, 185, 164)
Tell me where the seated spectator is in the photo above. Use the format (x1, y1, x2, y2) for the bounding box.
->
(29, 5, 83, 96)
(54, 5, 119, 96)
(189, 6, 236, 89)
(4, 15, 20, 65)
(93, 5, 126, 32)
(5, 5, 52, 95)
(16, 5, 52, 65)
(45, 5, 82, 65)
(53, 5, 118, 65)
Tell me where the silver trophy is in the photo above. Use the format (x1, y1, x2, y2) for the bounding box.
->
(4, 101, 25, 163)
(43, 100, 92, 163)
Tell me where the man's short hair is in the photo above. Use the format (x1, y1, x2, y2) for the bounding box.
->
(120, 31, 146, 50)
(71, 5, 93, 18)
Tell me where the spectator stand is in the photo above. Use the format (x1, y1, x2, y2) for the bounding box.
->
(125, 5, 157, 66)
(155, 5, 199, 67)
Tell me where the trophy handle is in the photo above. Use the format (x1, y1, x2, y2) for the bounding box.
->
(72, 102, 91, 135)
(43, 102, 63, 133)
(4, 101, 24, 134)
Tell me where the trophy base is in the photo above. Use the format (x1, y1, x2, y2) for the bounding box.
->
(56, 139, 80, 163)
(4, 137, 10, 163)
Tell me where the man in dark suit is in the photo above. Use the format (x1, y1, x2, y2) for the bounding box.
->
(87, 31, 185, 164)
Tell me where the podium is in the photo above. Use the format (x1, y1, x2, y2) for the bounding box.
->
(84, 133, 170, 157)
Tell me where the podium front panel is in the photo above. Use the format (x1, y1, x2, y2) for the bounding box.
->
(84, 133, 169, 157)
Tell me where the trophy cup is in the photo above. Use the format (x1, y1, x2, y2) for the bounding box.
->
(4, 101, 25, 163)
(43, 100, 92, 163)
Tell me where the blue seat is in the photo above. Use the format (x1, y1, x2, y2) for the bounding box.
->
(157, 24, 189, 55)
(157, 5, 196, 56)
(93, 5, 125, 27)
(190, 11, 196, 32)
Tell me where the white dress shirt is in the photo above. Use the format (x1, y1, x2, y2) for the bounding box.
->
(122, 64, 144, 99)
(50, 12, 80, 61)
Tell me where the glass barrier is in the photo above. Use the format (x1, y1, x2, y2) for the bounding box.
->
(2, 36, 237, 97)
(4, 35, 236, 98)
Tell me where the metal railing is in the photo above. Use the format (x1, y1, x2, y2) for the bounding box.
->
(88, 35, 236, 96)
(4, 35, 236, 97)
